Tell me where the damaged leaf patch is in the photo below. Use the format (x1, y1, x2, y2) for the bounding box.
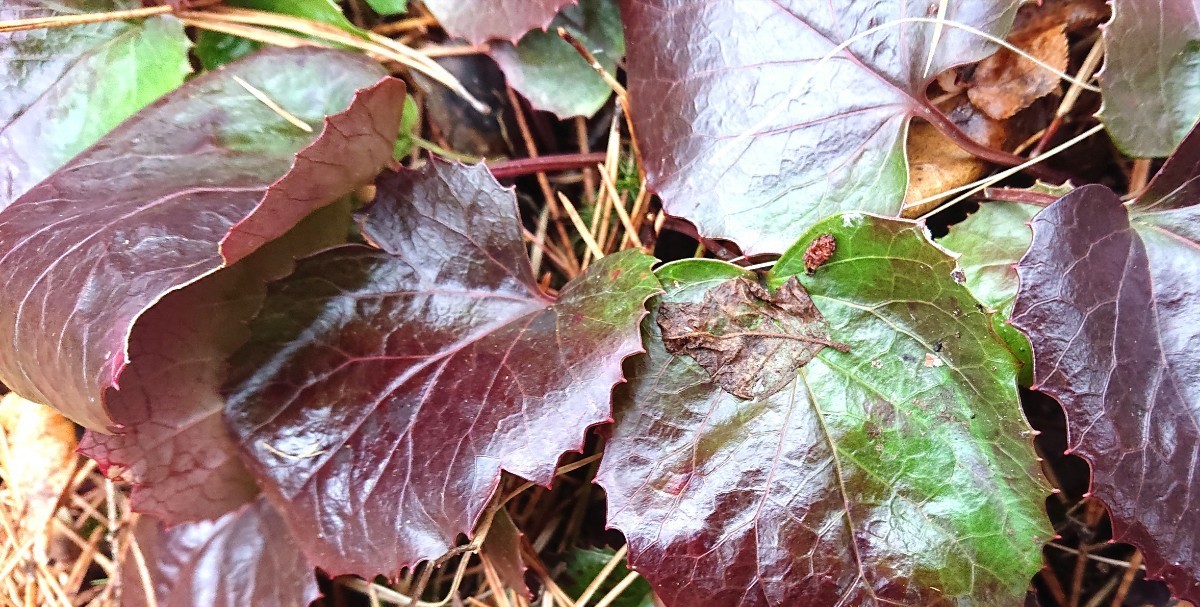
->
(657, 276, 848, 400)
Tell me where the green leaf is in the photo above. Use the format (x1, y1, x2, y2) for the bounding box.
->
(195, 30, 262, 71)
(365, 0, 409, 15)
(194, 0, 364, 69)
(598, 213, 1051, 606)
(939, 202, 1042, 386)
(392, 95, 422, 159)
(1100, 0, 1200, 157)
(563, 548, 655, 607)
(1, 0, 191, 207)
(489, 0, 624, 118)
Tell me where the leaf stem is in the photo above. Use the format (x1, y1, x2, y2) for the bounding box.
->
(917, 123, 1104, 220)
(915, 103, 1068, 183)
(981, 187, 1061, 206)
(487, 153, 608, 180)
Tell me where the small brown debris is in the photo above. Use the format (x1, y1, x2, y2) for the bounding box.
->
(658, 276, 849, 399)
(802, 234, 836, 274)
(965, 0, 1106, 122)
(924, 353, 945, 368)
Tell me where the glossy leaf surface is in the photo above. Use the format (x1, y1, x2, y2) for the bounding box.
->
(621, 0, 1019, 253)
(424, 0, 572, 44)
(123, 498, 318, 607)
(1012, 131, 1200, 599)
(0, 48, 404, 431)
(79, 203, 353, 523)
(1100, 0, 1200, 156)
(490, 0, 624, 118)
(0, 0, 190, 207)
(225, 160, 661, 576)
(599, 215, 1051, 607)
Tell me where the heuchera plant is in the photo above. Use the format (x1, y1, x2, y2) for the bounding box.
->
(3, 0, 1200, 605)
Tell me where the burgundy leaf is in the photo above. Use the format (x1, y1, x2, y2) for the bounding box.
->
(1012, 176, 1200, 600)
(224, 159, 662, 576)
(0, 0, 190, 208)
(0, 47, 405, 431)
(424, 0, 574, 44)
(122, 497, 318, 607)
(622, 0, 1019, 254)
(78, 204, 353, 523)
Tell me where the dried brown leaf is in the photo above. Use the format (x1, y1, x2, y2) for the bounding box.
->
(481, 509, 528, 597)
(1013, 0, 1108, 36)
(967, 17, 1069, 119)
(656, 276, 848, 400)
(903, 100, 1009, 217)
(0, 393, 76, 561)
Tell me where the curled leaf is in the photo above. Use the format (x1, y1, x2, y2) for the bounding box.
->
(0, 48, 404, 431)
(79, 202, 354, 523)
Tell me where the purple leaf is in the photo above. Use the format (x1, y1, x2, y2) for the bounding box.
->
(224, 159, 662, 576)
(78, 203, 354, 523)
(1012, 127, 1200, 601)
(0, 47, 405, 431)
(122, 497, 319, 607)
(1099, 0, 1200, 157)
(424, 0, 574, 44)
(622, 0, 1020, 254)
(0, 0, 191, 208)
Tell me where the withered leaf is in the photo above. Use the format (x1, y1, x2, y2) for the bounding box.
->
(967, 22, 1068, 120)
(657, 276, 847, 400)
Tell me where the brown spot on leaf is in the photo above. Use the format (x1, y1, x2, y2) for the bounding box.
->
(802, 234, 836, 274)
(657, 276, 849, 399)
